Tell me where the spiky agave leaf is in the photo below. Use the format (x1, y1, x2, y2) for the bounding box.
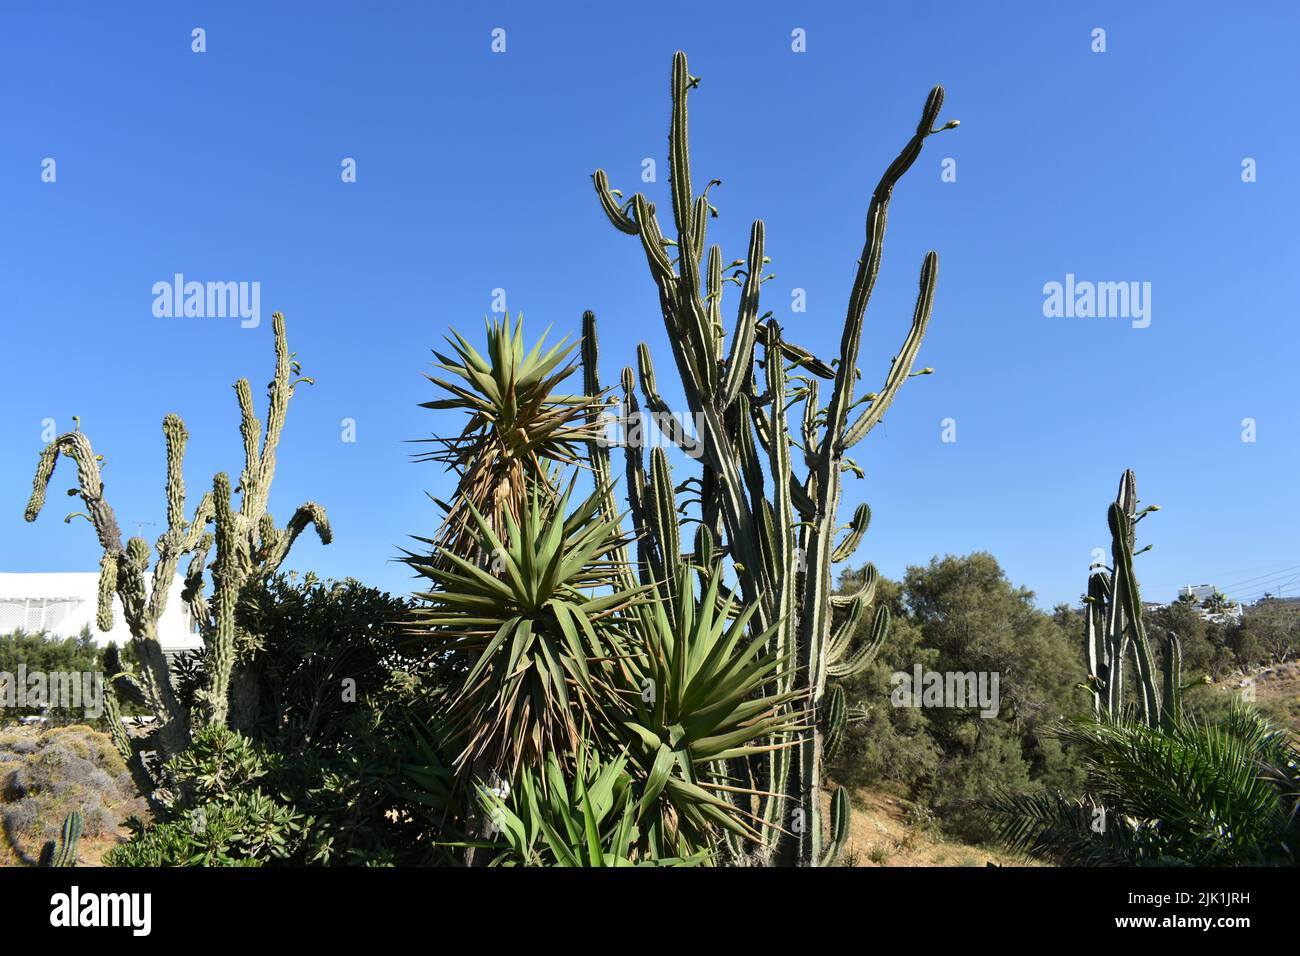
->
(412, 314, 609, 564)
(409, 481, 647, 781)
(606, 564, 807, 857)
(477, 746, 710, 867)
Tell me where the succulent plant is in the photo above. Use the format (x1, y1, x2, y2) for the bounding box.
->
(582, 51, 956, 864)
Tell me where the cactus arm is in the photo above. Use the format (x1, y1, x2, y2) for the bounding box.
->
(719, 221, 765, 407)
(820, 87, 950, 466)
(235, 378, 263, 509)
(25, 432, 123, 551)
(96, 551, 118, 631)
(252, 313, 294, 508)
(1083, 567, 1109, 714)
(832, 564, 879, 609)
(581, 312, 640, 596)
(825, 592, 870, 666)
(636, 343, 695, 452)
(827, 605, 889, 680)
(203, 472, 244, 727)
(800, 379, 822, 471)
(823, 684, 847, 760)
(646, 448, 682, 622)
(1161, 633, 1182, 731)
(762, 325, 795, 638)
(263, 502, 331, 572)
(182, 532, 213, 626)
(832, 503, 872, 564)
(591, 169, 639, 234)
(842, 251, 938, 448)
(148, 415, 209, 622)
(668, 51, 697, 246)
(820, 788, 850, 867)
(706, 245, 724, 357)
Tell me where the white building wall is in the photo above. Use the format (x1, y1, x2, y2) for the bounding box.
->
(0, 572, 203, 654)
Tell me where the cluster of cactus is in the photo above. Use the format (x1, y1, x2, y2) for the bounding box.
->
(23, 313, 330, 794)
(1083, 470, 1181, 730)
(583, 51, 956, 865)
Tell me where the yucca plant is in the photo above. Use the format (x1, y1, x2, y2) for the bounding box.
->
(412, 315, 606, 564)
(986, 705, 1300, 866)
(476, 747, 710, 867)
(408, 481, 646, 780)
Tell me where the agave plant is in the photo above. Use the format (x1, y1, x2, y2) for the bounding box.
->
(986, 705, 1300, 866)
(412, 315, 606, 563)
(408, 481, 646, 780)
(607, 564, 806, 857)
(476, 747, 710, 867)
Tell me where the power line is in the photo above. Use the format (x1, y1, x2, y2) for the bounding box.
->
(1146, 558, 1300, 592)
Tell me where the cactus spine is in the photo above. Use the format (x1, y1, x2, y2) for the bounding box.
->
(1083, 470, 1181, 728)
(24, 313, 330, 786)
(585, 51, 956, 864)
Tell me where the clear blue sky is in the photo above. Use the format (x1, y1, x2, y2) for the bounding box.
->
(2, 2, 1297, 609)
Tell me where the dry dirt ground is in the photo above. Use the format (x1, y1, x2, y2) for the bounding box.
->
(1220, 661, 1300, 733)
(831, 789, 1041, 867)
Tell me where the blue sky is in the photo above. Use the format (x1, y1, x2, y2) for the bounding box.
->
(2, 2, 1297, 609)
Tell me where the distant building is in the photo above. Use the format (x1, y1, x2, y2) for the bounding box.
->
(1177, 583, 1244, 624)
(0, 572, 202, 656)
(1178, 584, 1217, 603)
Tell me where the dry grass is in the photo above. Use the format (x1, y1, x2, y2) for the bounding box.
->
(0, 723, 146, 867)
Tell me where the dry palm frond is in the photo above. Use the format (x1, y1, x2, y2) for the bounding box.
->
(409, 483, 647, 781)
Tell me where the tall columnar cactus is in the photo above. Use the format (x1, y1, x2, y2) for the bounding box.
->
(48, 811, 82, 867)
(1083, 469, 1181, 730)
(24, 313, 330, 783)
(584, 51, 957, 865)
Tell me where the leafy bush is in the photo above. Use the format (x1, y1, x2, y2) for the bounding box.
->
(828, 555, 1088, 842)
(105, 727, 303, 867)
(986, 705, 1300, 866)
(109, 574, 442, 866)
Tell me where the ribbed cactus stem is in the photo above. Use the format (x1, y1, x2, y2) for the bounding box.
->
(820, 788, 850, 867)
(1084, 470, 1171, 729)
(1161, 633, 1183, 731)
(51, 811, 82, 867)
(590, 50, 952, 865)
(824, 684, 847, 760)
(96, 551, 117, 631)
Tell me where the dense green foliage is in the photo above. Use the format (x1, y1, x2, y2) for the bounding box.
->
(827, 554, 1086, 840)
(986, 706, 1299, 865)
(106, 575, 444, 866)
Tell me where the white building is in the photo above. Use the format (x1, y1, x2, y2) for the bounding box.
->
(1177, 583, 1244, 624)
(0, 572, 203, 655)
